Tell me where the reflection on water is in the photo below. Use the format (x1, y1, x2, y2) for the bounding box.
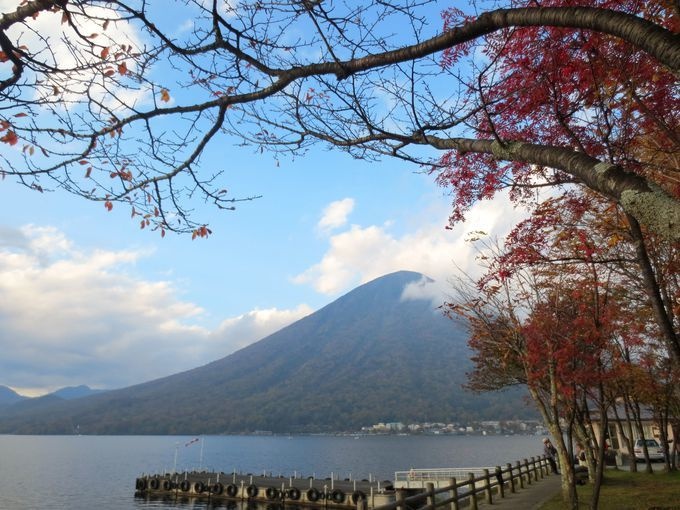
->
(135, 496, 324, 510)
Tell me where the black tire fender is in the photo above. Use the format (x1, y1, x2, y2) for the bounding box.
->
(352, 490, 366, 504)
(331, 489, 345, 503)
(307, 487, 320, 502)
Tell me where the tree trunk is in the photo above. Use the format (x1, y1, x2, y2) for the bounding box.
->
(423, 137, 680, 244)
(527, 386, 579, 509)
(625, 215, 680, 363)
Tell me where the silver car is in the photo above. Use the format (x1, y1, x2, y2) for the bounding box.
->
(633, 438, 665, 462)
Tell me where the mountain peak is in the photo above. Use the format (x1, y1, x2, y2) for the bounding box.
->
(0, 271, 533, 434)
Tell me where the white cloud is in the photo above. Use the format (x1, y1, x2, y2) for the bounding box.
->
(317, 198, 355, 233)
(1, 0, 147, 110)
(0, 226, 310, 396)
(401, 275, 447, 306)
(294, 191, 529, 300)
(211, 305, 313, 352)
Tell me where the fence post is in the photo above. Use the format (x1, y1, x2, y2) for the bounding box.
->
(483, 469, 492, 505)
(516, 461, 524, 489)
(495, 466, 505, 499)
(426, 482, 435, 509)
(537, 457, 544, 479)
(449, 477, 459, 510)
(468, 473, 478, 510)
(357, 497, 368, 510)
(396, 489, 407, 510)
(506, 463, 515, 493)
(524, 459, 532, 485)
(531, 456, 539, 481)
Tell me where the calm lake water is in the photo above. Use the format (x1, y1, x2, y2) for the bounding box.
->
(0, 434, 543, 510)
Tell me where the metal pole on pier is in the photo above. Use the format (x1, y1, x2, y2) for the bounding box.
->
(173, 442, 179, 473)
(199, 436, 204, 470)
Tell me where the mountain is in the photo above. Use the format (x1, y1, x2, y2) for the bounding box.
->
(0, 385, 26, 406)
(0, 385, 106, 418)
(0, 271, 533, 434)
(50, 385, 106, 400)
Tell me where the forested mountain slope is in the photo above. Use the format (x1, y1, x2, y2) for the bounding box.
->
(0, 271, 533, 434)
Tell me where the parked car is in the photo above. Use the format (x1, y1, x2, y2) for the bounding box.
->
(633, 438, 665, 462)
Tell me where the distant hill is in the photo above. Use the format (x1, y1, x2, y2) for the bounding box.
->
(0, 385, 106, 413)
(0, 271, 534, 434)
(0, 385, 26, 406)
(50, 385, 106, 400)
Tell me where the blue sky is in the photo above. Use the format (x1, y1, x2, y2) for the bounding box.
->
(0, 0, 526, 396)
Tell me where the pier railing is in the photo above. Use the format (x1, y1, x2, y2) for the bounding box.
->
(365, 456, 552, 510)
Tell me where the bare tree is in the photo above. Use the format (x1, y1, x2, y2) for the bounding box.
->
(0, 1, 678, 239)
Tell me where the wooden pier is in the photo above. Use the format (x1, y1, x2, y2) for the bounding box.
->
(134, 471, 395, 508)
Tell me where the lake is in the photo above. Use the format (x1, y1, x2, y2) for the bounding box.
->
(0, 434, 543, 509)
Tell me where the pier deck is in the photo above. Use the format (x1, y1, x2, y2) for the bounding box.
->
(135, 471, 395, 508)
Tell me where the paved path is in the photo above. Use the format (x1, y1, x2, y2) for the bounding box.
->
(479, 472, 562, 510)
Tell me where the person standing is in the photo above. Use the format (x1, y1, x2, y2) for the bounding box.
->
(543, 437, 560, 474)
(576, 443, 588, 467)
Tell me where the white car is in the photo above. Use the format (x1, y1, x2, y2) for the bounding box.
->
(633, 438, 665, 462)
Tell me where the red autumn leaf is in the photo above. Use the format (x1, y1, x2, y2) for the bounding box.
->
(118, 62, 128, 75)
(85, 167, 92, 178)
(79, 159, 88, 165)
(160, 89, 170, 103)
(191, 225, 212, 240)
(104, 201, 113, 211)
(0, 131, 18, 146)
(13, 113, 27, 118)
(103, 69, 115, 77)
(100, 47, 110, 59)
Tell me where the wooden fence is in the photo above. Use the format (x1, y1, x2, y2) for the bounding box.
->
(360, 456, 552, 510)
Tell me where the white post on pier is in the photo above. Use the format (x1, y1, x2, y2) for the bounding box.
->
(199, 436, 205, 470)
(173, 442, 179, 473)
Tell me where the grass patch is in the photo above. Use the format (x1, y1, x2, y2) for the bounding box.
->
(539, 469, 680, 510)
